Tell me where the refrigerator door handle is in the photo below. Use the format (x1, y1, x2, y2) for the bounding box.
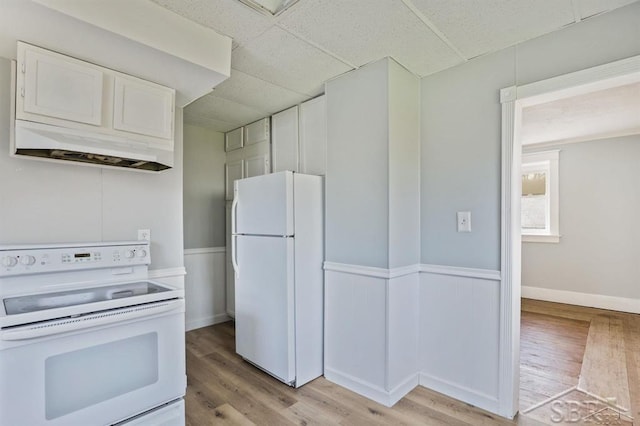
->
(231, 196, 240, 278)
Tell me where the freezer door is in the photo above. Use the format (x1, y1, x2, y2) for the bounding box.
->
(235, 235, 295, 384)
(234, 171, 294, 236)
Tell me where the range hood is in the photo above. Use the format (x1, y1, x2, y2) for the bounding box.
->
(11, 120, 173, 172)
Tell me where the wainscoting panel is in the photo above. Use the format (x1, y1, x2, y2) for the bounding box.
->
(324, 264, 421, 407)
(419, 265, 501, 413)
(387, 273, 419, 392)
(324, 269, 388, 391)
(184, 247, 228, 331)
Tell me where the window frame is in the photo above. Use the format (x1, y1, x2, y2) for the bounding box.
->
(521, 150, 560, 243)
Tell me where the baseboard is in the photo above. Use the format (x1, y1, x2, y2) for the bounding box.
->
(522, 286, 640, 314)
(388, 374, 420, 406)
(419, 373, 499, 414)
(324, 368, 418, 407)
(186, 313, 231, 331)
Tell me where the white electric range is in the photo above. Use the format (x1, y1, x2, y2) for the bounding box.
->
(0, 241, 186, 426)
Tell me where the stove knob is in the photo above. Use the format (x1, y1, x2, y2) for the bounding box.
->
(124, 250, 135, 259)
(2, 256, 17, 267)
(136, 249, 147, 258)
(20, 255, 35, 266)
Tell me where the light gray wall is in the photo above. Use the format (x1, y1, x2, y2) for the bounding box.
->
(421, 1, 640, 270)
(523, 136, 640, 299)
(421, 48, 513, 270)
(326, 59, 390, 268)
(0, 57, 184, 270)
(388, 59, 421, 268)
(183, 124, 225, 249)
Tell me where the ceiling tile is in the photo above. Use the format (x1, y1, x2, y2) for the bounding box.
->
(151, 0, 272, 46)
(185, 94, 268, 125)
(183, 113, 239, 132)
(231, 26, 353, 96)
(576, 0, 639, 19)
(278, 0, 463, 77)
(522, 82, 640, 145)
(212, 69, 311, 114)
(409, 0, 576, 59)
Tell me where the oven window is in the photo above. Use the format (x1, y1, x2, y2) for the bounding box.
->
(45, 332, 159, 420)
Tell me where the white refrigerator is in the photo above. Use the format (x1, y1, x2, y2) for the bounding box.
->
(231, 171, 324, 387)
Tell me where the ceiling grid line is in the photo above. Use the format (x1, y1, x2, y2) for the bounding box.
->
(223, 67, 314, 98)
(150, 0, 640, 132)
(399, 0, 468, 62)
(275, 23, 359, 70)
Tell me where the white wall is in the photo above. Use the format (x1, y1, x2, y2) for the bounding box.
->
(0, 57, 184, 271)
(522, 135, 640, 301)
(182, 124, 228, 329)
(420, 1, 640, 270)
(183, 124, 226, 249)
(324, 58, 421, 407)
(418, 1, 640, 416)
(326, 59, 390, 268)
(388, 60, 421, 268)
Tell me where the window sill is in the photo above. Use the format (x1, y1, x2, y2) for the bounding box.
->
(522, 234, 560, 243)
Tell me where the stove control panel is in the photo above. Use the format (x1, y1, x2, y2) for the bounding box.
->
(0, 242, 151, 277)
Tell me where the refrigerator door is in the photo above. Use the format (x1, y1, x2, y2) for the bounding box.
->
(234, 171, 294, 237)
(235, 235, 295, 384)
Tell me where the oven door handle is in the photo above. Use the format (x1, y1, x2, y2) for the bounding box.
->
(1, 299, 184, 341)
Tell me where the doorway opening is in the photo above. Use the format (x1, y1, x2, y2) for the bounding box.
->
(499, 55, 640, 419)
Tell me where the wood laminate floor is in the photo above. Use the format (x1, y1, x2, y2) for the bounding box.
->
(185, 299, 640, 425)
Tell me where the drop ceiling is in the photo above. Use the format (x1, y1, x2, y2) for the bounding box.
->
(522, 81, 640, 146)
(151, 0, 639, 133)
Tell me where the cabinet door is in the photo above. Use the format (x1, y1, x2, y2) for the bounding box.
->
(272, 106, 299, 173)
(299, 95, 326, 176)
(244, 118, 270, 146)
(225, 159, 244, 201)
(244, 153, 270, 178)
(113, 76, 174, 140)
(225, 128, 243, 152)
(21, 44, 104, 126)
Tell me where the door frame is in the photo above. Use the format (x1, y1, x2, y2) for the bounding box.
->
(498, 54, 640, 417)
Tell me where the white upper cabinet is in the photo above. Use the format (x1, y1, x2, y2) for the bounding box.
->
(245, 153, 270, 178)
(272, 106, 299, 173)
(225, 127, 244, 152)
(225, 158, 244, 200)
(244, 118, 270, 146)
(15, 42, 175, 149)
(113, 76, 174, 140)
(20, 44, 104, 126)
(299, 95, 326, 176)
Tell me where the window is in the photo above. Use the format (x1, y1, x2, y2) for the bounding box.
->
(521, 150, 560, 243)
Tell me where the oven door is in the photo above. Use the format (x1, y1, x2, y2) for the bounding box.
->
(0, 299, 186, 426)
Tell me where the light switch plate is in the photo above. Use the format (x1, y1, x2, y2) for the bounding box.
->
(457, 212, 471, 232)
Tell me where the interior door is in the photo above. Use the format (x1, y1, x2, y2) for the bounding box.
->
(235, 172, 293, 236)
(234, 235, 295, 384)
